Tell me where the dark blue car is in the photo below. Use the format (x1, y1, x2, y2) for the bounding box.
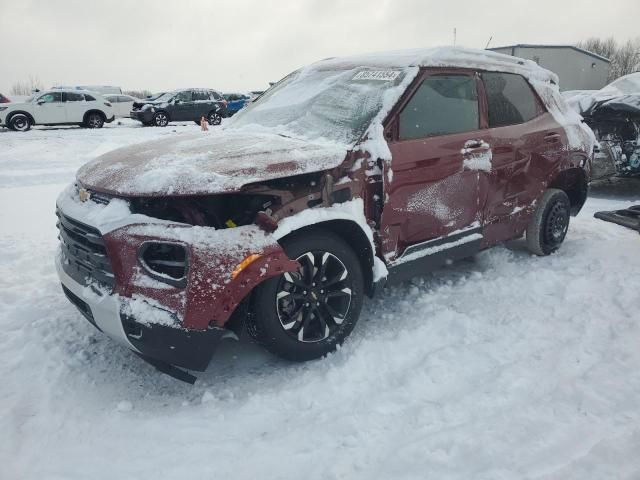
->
(223, 93, 251, 116)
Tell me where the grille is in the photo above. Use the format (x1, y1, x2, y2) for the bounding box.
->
(56, 209, 115, 290)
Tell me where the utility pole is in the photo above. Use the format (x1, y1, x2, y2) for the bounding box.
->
(453, 28, 457, 46)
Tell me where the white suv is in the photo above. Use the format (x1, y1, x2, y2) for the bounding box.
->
(0, 89, 115, 131)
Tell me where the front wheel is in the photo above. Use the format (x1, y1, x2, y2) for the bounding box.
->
(153, 111, 169, 127)
(249, 230, 364, 361)
(207, 111, 222, 126)
(9, 114, 32, 132)
(526, 188, 571, 256)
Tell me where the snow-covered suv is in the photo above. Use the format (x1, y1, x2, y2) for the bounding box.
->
(55, 47, 594, 382)
(0, 89, 115, 131)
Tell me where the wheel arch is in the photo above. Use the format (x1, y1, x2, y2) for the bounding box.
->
(274, 218, 377, 298)
(548, 167, 589, 216)
(7, 110, 35, 125)
(83, 109, 106, 122)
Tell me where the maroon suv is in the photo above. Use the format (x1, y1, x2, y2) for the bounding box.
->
(56, 47, 594, 381)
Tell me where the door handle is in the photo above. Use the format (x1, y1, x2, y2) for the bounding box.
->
(544, 133, 561, 143)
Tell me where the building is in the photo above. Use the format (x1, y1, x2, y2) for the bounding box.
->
(488, 44, 610, 91)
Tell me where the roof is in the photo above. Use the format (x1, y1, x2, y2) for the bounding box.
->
(489, 44, 610, 63)
(311, 46, 558, 84)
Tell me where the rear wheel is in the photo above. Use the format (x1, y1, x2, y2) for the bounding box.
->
(526, 188, 571, 256)
(9, 114, 31, 132)
(249, 230, 364, 361)
(153, 111, 169, 127)
(84, 112, 104, 128)
(207, 111, 222, 125)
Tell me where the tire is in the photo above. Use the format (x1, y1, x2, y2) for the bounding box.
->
(207, 111, 222, 126)
(8, 113, 31, 132)
(153, 111, 169, 127)
(250, 230, 364, 361)
(526, 188, 571, 256)
(84, 112, 104, 129)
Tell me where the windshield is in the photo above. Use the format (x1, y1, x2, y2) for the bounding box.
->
(227, 67, 408, 145)
(151, 92, 175, 103)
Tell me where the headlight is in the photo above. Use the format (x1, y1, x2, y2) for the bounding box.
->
(0, 106, 8, 111)
(138, 242, 188, 287)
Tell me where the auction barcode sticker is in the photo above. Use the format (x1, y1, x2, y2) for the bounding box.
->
(352, 70, 401, 81)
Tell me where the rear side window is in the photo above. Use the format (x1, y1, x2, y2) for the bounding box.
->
(482, 73, 539, 127)
(399, 75, 479, 140)
(65, 92, 85, 102)
(193, 90, 210, 101)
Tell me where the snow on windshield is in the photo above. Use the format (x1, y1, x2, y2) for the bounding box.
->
(227, 66, 408, 146)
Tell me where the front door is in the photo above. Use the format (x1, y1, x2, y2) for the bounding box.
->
(380, 72, 487, 266)
(171, 90, 195, 121)
(33, 92, 66, 124)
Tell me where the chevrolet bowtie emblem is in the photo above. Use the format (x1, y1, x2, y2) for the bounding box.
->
(78, 188, 91, 203)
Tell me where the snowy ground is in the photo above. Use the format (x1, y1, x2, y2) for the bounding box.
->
(1, 122, 640, 479)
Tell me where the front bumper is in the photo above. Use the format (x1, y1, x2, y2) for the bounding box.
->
(54, 184, 299, 375)
(56, 253, 224, 372)
(130, 109, 154, 123)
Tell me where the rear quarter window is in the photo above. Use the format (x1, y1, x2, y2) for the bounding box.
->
(482, 72, 540, 127)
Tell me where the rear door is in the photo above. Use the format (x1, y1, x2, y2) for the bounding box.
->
(33, 92, 66, 124)
(380, 71, 486, 264)
(478, 72, 565, 242)
(63, 91, 87, 122)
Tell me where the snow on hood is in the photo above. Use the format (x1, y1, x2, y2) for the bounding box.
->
(76, 130, 348, 196)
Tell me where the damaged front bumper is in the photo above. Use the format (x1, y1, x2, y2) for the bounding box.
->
(55, 185, 298, 380)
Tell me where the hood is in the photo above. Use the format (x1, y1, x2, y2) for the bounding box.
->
(77, 130, 349, 197)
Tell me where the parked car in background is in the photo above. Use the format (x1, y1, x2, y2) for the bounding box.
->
(223, 93, 251, 116)
(56, 47, 594, 381)
(130, 88, 227, 127)
(0, 89, 115, 131)
(54, 85, 122, 95)
(564, 72, 640, 178)
(104, 94, 139, 118)
(0, 93, 10, 103)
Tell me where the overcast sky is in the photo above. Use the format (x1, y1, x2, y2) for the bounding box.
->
(1, 0, 638, 95)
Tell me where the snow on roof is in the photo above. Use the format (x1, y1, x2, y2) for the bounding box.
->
(310, 46, 559, 85)
(489, 44, 611, 63)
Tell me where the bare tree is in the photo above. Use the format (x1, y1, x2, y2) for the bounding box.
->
(577, 37, 640, 82)
(10, 75, 44, 96)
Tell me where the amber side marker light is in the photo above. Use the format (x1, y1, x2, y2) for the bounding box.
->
(231, 254, 262, 279)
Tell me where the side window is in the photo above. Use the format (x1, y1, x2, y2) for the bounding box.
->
(176, 90, 193, 102)
(399, 75, 479, 140)
(193, 90, 210, 101)
(84, 94, 96, 101)
(210, 91, 222, 101)
(38, 92, 63, 103)
(482, 72, 539, 127)
(65, 92, 85, 102)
